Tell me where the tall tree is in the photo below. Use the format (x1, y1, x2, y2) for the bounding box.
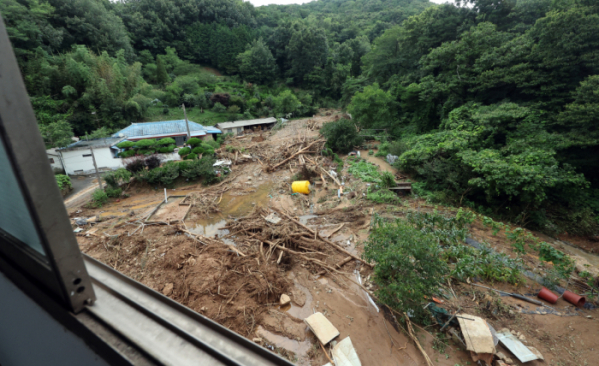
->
(237, 38, 277, 84)
(156, 55, 170, 86)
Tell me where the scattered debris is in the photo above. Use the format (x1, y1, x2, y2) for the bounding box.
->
(264, 213, 282, 224)
(496, 330, 539, 363)
(305, 312, 339, 345)
(457, 314, 495, 365)
(162, 283, 174, 296)
(280, 294, 291, 306)
(332, 337, 362, 366)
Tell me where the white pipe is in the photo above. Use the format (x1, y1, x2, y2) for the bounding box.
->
(164, 188, 167, 203)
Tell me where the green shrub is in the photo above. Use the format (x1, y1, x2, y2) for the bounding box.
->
(187, 137, 202, 147)
(116, 141, 135, 149)
(212, 102, 226, 113)
(380, 171, 395, 188)
(347, 158, 381, 183)
(103, 168, 132, 189)
(366, 188, 400, 204)
(368, 150, 374, 155)
(178, 147, 191, 157)
(91, 189, 108, 208)
(105, 187, 122, 198)
(157, 137, 176, 146)
(320, 119, 363, 154)
(192, 146, 204, 155)
(55, 174, 72, 190)
(185, 153, 198, 160)
(134, 139, 157, 148)
(119, 149, 136, 158)
(159, 146, 174, 153)
(181, 156, 219, 184)
(364, 216, 448, 322)
(227, 105, 240, 113)
(538, 242, 575, 279)
(158, 162, 180, 186)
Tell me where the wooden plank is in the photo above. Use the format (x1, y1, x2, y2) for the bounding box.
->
(457, 314, 495, 355)
(304, 312, 339, 345)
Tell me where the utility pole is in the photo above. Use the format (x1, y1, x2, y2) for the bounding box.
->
(90, 147, 103, 190)
(182, 103, 191, 141)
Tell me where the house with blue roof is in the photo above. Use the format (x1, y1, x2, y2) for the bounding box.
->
(112, 120, 221, 146)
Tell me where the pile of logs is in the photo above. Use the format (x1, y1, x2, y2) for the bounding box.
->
(223, 207, 373, 273)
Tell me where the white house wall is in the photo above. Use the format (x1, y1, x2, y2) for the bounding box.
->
(62, 149, 182, 176)
(61, 148, 123, 176)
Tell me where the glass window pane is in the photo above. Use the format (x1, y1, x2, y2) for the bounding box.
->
(0, 138, 45, 255)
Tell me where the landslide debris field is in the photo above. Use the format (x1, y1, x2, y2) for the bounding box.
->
(72, 112, 599, 366)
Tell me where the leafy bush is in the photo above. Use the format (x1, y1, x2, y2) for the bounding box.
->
(181, 156, 219, 184)
(347, 158, 381, 183)
(91, 189, 108, 208)
(368, 150, 374, 155)
(366, 188, 400, 204)
(227, 105, 240, 113)
(364, 216, 448, 322)
(103, 168, 132, 189)
(320, 119, 363, 154)
(212, 102, 226, 113)
(178, 147, 191, 157)
(119, 149, 136, 158)
(145, 155, 161, 170)
(192, 146, 204, 155)
(105, 187, 122, 198)
(55, 174, 72, 190)
(157, 137, 176, 146)
(538, 242, 575, 279)
(124, 156, 146, 173)
(380, 171, 395, 188)
(185, 153, 198, 160)
(187, 137, 202, 147)
(159, 146, 175, 153)
(158, 162, 180, 186)
(133, 139, 157, 149)
(116, 141, 135, 149)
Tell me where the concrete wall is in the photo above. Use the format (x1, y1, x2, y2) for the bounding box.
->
(47, 154, 64, 174)
(61, 147, 123, 176)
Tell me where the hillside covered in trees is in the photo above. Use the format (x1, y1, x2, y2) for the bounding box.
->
(1, 0, 598, 234)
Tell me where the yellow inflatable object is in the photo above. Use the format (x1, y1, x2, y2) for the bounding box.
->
(292, 180, 311, 194)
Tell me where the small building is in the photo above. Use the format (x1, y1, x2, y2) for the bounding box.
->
(57, 137, 126, 176)
(215, 117, 277, 136)
(46, 148, 65, 174)
(112, 120, 222, 145)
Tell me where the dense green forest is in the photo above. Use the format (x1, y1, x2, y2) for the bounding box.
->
(1, 0, 598, 234)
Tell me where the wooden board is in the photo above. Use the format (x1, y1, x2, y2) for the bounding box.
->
(457, 314, 495, 355)
(304, 312, 339, 345)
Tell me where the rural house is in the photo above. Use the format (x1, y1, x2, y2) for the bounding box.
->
(112, 120, 222, 145)
(57, 137, 127, 175)
(215, 117, 277, 136)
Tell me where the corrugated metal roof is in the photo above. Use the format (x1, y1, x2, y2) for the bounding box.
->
(215, 117, 277, 130)
(112, 120, 221, 139)
(59, 137, 127, 151)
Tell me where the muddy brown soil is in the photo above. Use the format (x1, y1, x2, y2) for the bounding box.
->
(71, 110, 599, 366)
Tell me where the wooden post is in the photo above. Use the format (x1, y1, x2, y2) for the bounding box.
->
(90, 147, 102, 190)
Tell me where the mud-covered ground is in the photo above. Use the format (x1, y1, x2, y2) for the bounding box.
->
(71, 110, 599, 366)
